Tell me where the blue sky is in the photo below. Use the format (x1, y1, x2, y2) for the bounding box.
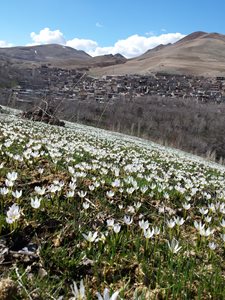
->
(0, 0, 225, 57)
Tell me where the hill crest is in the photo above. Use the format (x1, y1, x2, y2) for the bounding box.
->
(90, 31, 225, 77)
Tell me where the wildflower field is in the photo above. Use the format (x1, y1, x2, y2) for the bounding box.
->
(0, 110, 225, 299)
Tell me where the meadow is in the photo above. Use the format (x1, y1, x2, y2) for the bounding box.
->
(0, 110, 225, 299)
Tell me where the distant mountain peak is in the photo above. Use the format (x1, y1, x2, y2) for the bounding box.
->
(0, 44, 91, 62)
(89, 30, 225, 77)
(176, 31, 225, 45)
(114, 53, 126, 59)
(175, 31, 207, 44)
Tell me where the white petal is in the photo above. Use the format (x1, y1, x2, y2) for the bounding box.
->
(96, 292, 104, 300)
(110, 291, 120, 300)
(80, 279, 85, 297)
(103, 288, 110, 300)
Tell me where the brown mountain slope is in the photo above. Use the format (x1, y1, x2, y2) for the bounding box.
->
(89, 31, 225, 77)
(88, 53, 126, 67)
(0, 44, 127, 69)
(0, 44, 91, 63)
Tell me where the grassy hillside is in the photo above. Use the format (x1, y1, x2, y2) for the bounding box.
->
(0, 111, 225, 299)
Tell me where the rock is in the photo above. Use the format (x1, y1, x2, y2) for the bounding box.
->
(0, 278, 18, 300)
(22, 105, 65, 127)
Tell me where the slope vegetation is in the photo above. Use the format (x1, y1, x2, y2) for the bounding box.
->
(0, 110, 225, 298)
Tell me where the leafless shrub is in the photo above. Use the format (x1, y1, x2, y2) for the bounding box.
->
(59, 95, 225, 161)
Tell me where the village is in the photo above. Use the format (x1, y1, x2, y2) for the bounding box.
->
(1, 64, 225, 109)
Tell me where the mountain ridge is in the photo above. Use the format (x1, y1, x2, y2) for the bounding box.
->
(1, 31, 225, 76)
(0, 44, 91, 62)
(89, 31, 225, 76)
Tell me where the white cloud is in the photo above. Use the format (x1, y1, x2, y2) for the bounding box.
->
(66, 38, 98, 52)
(26, 27, 185, 58)
(88, 33, 186, 58)
(0, 40, 13, 47)
(30, 27, 66, 45)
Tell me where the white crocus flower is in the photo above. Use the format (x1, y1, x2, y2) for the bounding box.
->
(82, 231, 98, 243)
(134, 202, 142, 209)
(96, 288, 119, 300)
(144, 228, 154, 239)
(31, 151, 39, 158)
(4, 141, 12, 148)
(127, 206, 135, 213)
(12, 190, 22, 199)
(194, 220, 205, 231)
(124, 215, 133, 225)
(13, 154, 23, 162)
(106, 191, 114, 198)
(199, 208, 208, 215)
(5, 179, 14, 187)
(208, 203, 216, 212)
(78, 191, 87, 198)
(220, 219, 225, 228)
(67, 190, 75, 198)
(113, 224, 121, 233)
(89, 185, 95, 191)
(190, 188, 198, 196)
(139, 219, 149, 230)
(174, 216, 185, 226)
(38, 168, 44, 174)
(220, 234, 225, 242)
(205, 216, 212, 223)
(114, 168, 120, 177)
(182, 202, 191, 210)
(164, 192, 170, 200)
(58, 181, 65, 188)
(199, 227, 214, 237)
(167, 219, 176, 229)
(70, 279, 86, 299)
(158, 206, 165, 214)
(34, 186, 46, 195)
(0, 187, 9, 195)
(68, 166, 75, 175)
(83, 202, 90, 210)
(31, 197, 41, 209)
(153, 226, 160, 235)
(140, 186, 148, 194)
(208, 242, 217, 250)
(220, 207, 225, 215)
(107, 219, 115, 227)
(111, 179, 120, 188)
(69, 182, 77, 191)
(167, 238, 182, 254)
(48, 185, 59, 193)
(119, 188, 124, 194)
(126, 187, 135, 195)
(94, 181, 100, 188)
(6, 171, 18, 181)
(185, 196, 191, 202)
(6, 204, 21, 224)
(219, 202, 225, 212)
